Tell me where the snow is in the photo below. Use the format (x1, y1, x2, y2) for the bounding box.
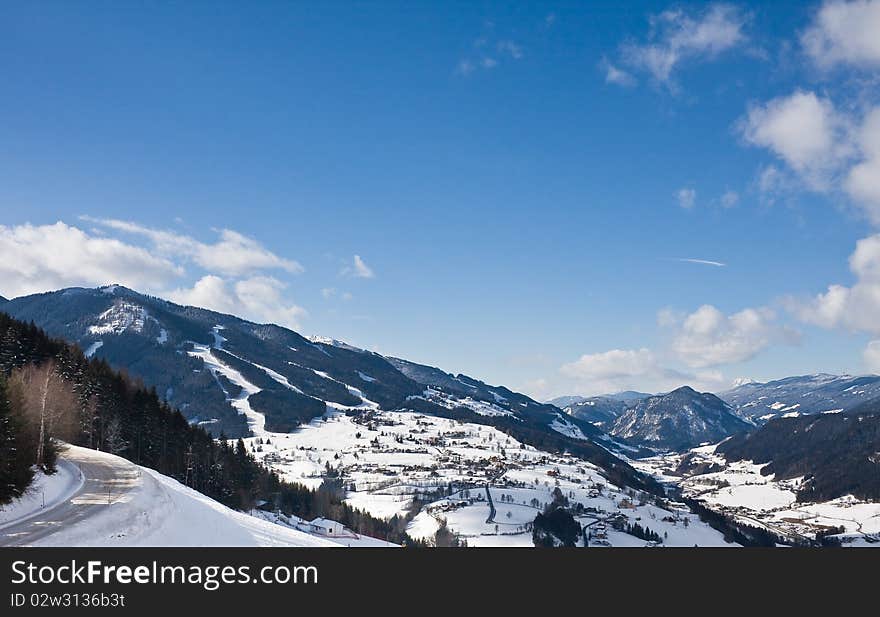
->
(245, 409, 734, 547)
(188, 343, 266, 435)
(549, 415, 588, 440)
(406, 511, 441, 541)
(88, 302, 147, 335)
(156, 329, 168, 345)
(357, 371, 376, 383)
(0, 460, 84, 528)
(638, 446, 880, 546)
(409, 388, 514, 418)
(12, 447, 342, 547)
(286, 363, 378, 410)
(250, 511, 396, 547)
(708, 481, 798, 511)
(84, 341, 103, 358)
(211, 325, 227, 349)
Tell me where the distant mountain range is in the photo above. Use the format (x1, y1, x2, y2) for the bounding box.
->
(609, 386, 751, 451)
(719, 373, 880, 423)
(548, 390, 650, 409)
(0, 285, 657, 493)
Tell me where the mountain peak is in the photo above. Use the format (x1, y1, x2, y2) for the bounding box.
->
(610, 387, 748, 452)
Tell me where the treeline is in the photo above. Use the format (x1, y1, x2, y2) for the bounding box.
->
(0, 313, 419, 544)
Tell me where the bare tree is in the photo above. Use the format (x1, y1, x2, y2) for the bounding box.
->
(8, 361, 78, 468)
(105, 415, 127, 455)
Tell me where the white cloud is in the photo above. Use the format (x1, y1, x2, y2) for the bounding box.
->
(456, 30, 524, 76)
(720, 190, 739, 208)
(619, 3, 748, 86)
(169, 275, 307, 330)
(844, 107, 880, 224)
(739, 91, 850, 191)
(789, 233, 880, 335)
(739, 93, 880, 224)
(601, 60, 637, 87)
(0, 222, 182, 298)
(341, 255, 375, 279)
(321, 287, 353, 301)
(168, 275, 239, 315)
(561, 348, 660, 382)
(864, 340, 880, 373)
(496, 40, 523, 59)
(84, 217, 303, 276)
(558, 347, 724, 396)
(234, 276, 308, 330)
(665, 304, 796, 368)
(802, 0, 880, 69)
(676, 187, 697, 209)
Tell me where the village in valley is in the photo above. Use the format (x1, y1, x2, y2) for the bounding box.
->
(243, 409, 733, 547)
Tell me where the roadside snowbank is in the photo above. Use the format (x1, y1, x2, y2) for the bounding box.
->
(0, 459, 84, 528)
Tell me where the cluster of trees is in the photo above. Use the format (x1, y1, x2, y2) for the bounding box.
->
(0, 313, 418, 544)
(624, 522, 662, 544)
(532, 487, 581, 547)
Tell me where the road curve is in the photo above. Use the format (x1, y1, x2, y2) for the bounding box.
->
(0, 446, 141, 547)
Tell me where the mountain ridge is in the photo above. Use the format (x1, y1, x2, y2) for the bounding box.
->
(719, 373, 880, 423)
(1, 285, 659, 495)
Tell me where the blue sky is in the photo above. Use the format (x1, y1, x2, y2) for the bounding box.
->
(2, 1, 880, 398)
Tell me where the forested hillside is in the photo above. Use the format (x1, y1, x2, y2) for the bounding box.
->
(717, 400, 880, 502)
(0, 313, 418, 544)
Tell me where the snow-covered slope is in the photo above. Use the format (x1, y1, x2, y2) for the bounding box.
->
(0, 446, 341, 547)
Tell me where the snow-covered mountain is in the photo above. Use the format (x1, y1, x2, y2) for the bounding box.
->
(561, 396, 630, 428)
(1, 285, 655, 494)
(719, 373, 880, 423)
(549, 391, 650, 410)
(610, 386, 751, 452)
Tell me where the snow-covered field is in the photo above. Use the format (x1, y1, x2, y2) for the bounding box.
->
(635, 446, 880, 546)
